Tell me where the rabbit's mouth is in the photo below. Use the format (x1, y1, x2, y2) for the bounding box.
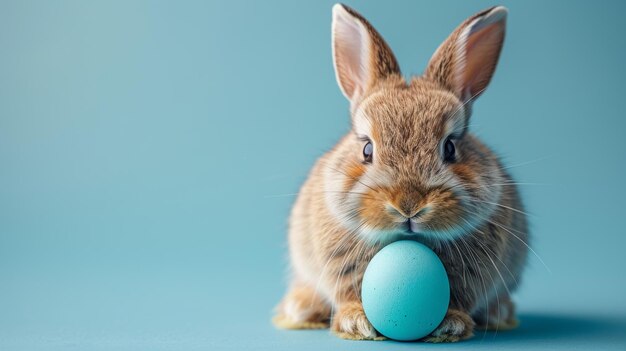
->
(402, 219, 425, 235)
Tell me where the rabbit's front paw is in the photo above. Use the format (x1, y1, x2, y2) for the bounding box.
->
(423, 309, 475, 343)
(331, 301, 385, 340)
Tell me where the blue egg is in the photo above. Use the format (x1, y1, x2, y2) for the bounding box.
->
(361, 240, 450, 341)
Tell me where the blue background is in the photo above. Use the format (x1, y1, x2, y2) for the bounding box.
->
(1, 0, 625, 350)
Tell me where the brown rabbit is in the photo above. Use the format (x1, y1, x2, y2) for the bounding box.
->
(273, 4, 528, 342)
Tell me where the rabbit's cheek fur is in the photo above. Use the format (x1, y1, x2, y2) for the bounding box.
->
(449, 146, 505, 223)
(419, 188, 468, 236)
(343, 160, 366, 190)
(359, 190, 400, 232)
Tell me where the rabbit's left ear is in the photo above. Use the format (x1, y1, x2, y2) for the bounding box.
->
(332, 4, 400, 108)
(425, 6, 507, 107)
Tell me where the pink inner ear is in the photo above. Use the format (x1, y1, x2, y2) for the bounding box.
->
(335, 33, 365, 99)
(332, 6, 369, 101)
(463, 21, 505, 100)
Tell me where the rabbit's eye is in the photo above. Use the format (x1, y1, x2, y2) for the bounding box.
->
(444, 138, 456, 162)
(363, 142, 373, 163)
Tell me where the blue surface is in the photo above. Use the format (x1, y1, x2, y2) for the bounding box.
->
(1, 0, 626, 350)
(362, 241, 449, 340)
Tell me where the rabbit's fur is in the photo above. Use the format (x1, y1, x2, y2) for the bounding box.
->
(273, 4, 528, 342)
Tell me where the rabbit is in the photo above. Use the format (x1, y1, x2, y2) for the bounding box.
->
(273, 3, 528, 342)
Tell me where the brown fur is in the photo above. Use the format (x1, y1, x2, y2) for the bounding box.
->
(274, 4, 527, 342)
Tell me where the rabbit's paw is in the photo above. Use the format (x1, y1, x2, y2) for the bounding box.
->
(423, 309, 475, 343)
(331, 301, 385, 340)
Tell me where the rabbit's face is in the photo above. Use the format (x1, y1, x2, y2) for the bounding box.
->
(327, 4, 508, 244)
(326, 79, 503, 244)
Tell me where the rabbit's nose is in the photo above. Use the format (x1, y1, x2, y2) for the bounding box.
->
(388, 197, 426, 219)
(388, 204, 425, 219)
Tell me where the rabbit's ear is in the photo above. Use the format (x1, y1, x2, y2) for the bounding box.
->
(425, 6, 507, 107)
(332, 4, 400, 106)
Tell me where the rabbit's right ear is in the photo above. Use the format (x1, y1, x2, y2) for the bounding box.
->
(332, 4, 400, 108)
(425, 6, 507, 108)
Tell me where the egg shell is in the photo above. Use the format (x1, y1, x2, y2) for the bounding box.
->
(361, 240, 450, 341)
